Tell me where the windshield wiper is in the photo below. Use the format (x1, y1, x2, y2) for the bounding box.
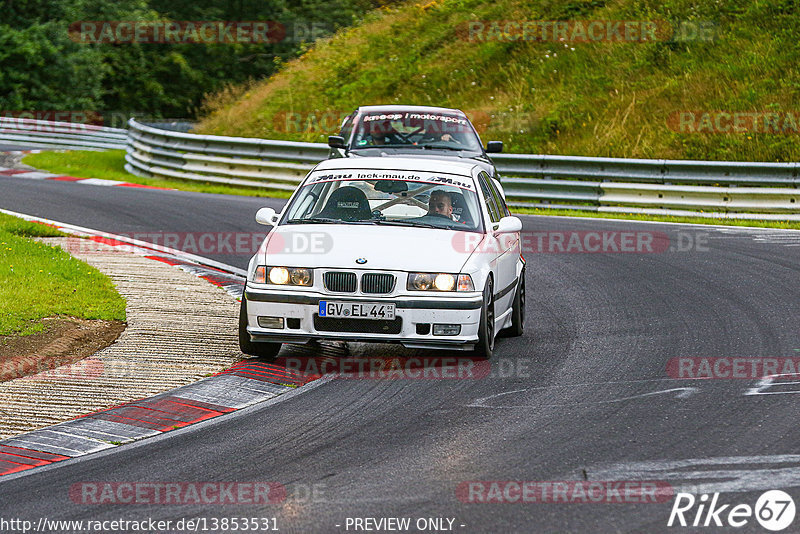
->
(286, 217, 349, 224)
(421, 144, 470, 151)
(370, 219, 443, 229)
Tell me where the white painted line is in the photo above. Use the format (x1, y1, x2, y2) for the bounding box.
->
(75, 178, 124, 186)
(14, 171, 60, 179)
(6, 171, 50, 180)
(2, 437, 86, 457)
(745, 374, 800, 396)
(468, 385, 701, 408)
(0, 208, 247, 277)
(588, 455, 800, 494)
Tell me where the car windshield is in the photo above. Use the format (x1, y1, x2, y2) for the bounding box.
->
(350, 111, 483, 152)
(283, 172, 484, 232)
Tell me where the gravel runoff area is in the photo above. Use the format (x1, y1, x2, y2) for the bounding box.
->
(0, 237, 245, 439)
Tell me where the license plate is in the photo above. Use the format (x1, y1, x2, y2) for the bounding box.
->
(319, 301, 396, 320)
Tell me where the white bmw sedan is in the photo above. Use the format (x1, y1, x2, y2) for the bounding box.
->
(240, 157, 525, 359)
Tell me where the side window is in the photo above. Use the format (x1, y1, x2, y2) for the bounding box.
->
(487, 177, 510, 217)
(477, 172, 501, 223)
(340, 113, 355, 142)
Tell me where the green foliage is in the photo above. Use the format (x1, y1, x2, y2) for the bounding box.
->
(0, 0, 389, 119)
(0, 21, 106, 110)
(196, 0, 800, 162)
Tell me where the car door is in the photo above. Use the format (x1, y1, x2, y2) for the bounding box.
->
(479, 172, 519, 317)
(476, 171, 513, 317)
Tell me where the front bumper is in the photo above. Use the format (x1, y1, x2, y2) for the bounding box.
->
(244, 286, 483, 350)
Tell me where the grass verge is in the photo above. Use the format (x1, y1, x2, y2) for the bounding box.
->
(513, 206, 800, 230)
(0, 212, 126, 336)
(196, 0, 800, 163)
(21, 150, 292, 199)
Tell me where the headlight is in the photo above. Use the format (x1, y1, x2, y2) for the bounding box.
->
(266, 266, 313, 286)
(434, 274, 455, 291)
(408, 273, 474, 292)
(269, 267, 289, 284)
(290, 268, 312, 286)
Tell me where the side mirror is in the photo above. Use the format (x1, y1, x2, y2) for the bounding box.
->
(493, 215, 522, 234)
(486, 141, 503, 153)
(255, 207, 279, 226)
(328, 135, 346, 149)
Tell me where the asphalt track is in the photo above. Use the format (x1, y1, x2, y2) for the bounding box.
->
(1, 174, 800, 533)
(0, 143, 42, 151)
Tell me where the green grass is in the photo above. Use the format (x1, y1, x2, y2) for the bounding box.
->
(0, 212, 126, 336)
(512, 206, 800, 230)
(196, 0, 800, 163)
(21, 150, 292, 199)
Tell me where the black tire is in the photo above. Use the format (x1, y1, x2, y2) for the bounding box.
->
(473, 278, 495, 360)
(503, 271, 525, 337)
(238, 294, 281, 359)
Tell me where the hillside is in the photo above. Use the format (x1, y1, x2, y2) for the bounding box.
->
(195, 0, 800, 162)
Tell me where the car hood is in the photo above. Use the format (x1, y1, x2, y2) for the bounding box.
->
(262, 224, 481, 272)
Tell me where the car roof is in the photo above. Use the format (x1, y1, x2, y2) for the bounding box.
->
(355, 105, 467, 117)
(312, 156, 479, 177)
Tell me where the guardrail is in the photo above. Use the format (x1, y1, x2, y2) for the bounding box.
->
(7, 117, 795, 220)
(124, 119, 799, 219)
(124, 119, 328, 191)
(491, 154, 800, 219)
(0, 117, 127, 150)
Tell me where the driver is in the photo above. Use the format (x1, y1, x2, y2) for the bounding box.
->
(367, 121, 402, 146)
(428, 190, 454, 219)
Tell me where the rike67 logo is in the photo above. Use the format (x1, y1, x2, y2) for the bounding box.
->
(668, 490, 796, 531)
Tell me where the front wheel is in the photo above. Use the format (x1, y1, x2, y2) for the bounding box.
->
(503, 271, 525, 337)
(238, 294, 281, 359)
(473, 278, 495, 360)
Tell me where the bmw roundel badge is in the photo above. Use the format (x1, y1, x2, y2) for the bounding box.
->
(355, 258, 367, 264)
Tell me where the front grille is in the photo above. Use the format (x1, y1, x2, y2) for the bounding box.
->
(324, 271, 357, 293)
(361, 273, 395, 294)
(313, 315, 403, 334)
